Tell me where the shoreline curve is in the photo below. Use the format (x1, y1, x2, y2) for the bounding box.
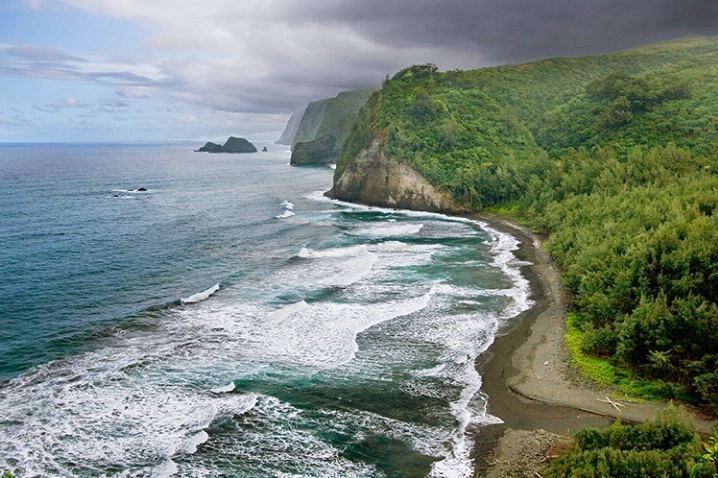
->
(473, 213, 717, 475)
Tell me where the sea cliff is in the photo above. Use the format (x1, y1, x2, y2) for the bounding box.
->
(278, 88, 376, 165)
(327, 141, 461, 213)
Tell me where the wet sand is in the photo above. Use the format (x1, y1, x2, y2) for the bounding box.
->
(473, 215, 716, 476)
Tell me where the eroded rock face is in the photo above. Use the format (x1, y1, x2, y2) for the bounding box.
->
(328, 141, 463, 214)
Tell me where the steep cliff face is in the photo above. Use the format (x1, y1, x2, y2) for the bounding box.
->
(275, 108, 305, 145)
(291, 99, 331, 148)
(327, 141, 463, 213)
(291, 135, 336, 165)
(287, 88, 376, 165)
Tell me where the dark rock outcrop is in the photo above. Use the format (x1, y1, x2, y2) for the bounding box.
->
(291, 135, 336, 165)
(197, 136, 257, 153)
(198, 141, 223, 153)
(327, 141, 463, 214)
(282, 88, 376, 165)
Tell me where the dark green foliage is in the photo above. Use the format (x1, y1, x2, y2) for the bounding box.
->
(545, 411, 703, 478)
(290, 135, 337, 165)
(335, 36, 718, 403)
(315, 88, 376, 144)
(531, 155, 718, 403)
(335, 95, 378, 178)
(292, 88, 375, 163)
(690, 431, 718, 478)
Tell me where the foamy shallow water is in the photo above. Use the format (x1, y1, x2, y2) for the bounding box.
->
(0, 143, 531, 477)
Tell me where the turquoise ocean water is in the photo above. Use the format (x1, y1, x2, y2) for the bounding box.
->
(0, 143, 531, 477)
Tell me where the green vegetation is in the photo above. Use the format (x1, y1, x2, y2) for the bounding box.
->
(544, 406, 711, 477)
(690, 431, 718, 478)
(565, 313, 618, 387)
(291, 88, 375, 164)
(336, 36, 718, 404)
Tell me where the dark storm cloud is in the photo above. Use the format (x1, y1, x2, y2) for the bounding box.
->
(285, 0, 718, 64)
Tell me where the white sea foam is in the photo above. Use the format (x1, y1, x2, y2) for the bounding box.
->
(180, 394, 383, 478)
(287, 244, 378, 288)
(295, 244, 368, 259)
(181, 430, 210, 454)
(211, 381, 236, 393)
(181, 283, 220, 304)
(153, 459, 179, 478)
(1, 188, 536, 477)
(274, 210, 296, 219)
(350, 222, 425, 238)
(0, 345, 260, 477)
(236, 290, 434, 368)
(478, 221, 534, 320)
(275, 200, 296, 219)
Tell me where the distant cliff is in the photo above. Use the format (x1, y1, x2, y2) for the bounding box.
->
(290, 135, 336, 165)
(275, 108, 305, 146)
(197, 136, 257, 153)
(292, 99, 332, 148)
(281, 88, 375, 165)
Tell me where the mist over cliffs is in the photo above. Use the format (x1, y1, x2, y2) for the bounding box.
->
(277, 88, 376, 165)
(275, 108, 305, 146)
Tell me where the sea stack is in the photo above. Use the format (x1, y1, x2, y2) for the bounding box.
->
(197, 136, 257, 153)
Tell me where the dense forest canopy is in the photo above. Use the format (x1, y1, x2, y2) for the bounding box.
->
(335, 36, 718, 404)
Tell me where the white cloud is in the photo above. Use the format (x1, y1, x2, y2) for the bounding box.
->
(63, 96, 85, 108)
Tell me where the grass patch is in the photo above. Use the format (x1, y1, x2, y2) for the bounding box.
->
(565, 314, 683, 402)
(484, 201, 527, 223)
(565, 313, 617, 387)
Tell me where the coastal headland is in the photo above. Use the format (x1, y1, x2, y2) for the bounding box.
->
(304, 36, 718, 475)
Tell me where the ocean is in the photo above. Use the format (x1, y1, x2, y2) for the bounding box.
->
(0, 142, 531, 477)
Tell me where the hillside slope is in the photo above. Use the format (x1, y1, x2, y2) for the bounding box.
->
(331, 36, 718, 405)
(288, 88, 375, 165)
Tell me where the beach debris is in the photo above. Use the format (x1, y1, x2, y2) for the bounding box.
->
(598, 396, 627, 413)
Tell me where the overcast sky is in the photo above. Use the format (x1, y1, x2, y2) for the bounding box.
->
(1, 0, 717, 142)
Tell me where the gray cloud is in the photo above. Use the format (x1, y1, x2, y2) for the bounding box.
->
(6, 0, 718, 140)
(282, 0, 718, 64)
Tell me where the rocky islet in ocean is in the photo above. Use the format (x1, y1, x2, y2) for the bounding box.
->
(196, 136, 257, 153)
